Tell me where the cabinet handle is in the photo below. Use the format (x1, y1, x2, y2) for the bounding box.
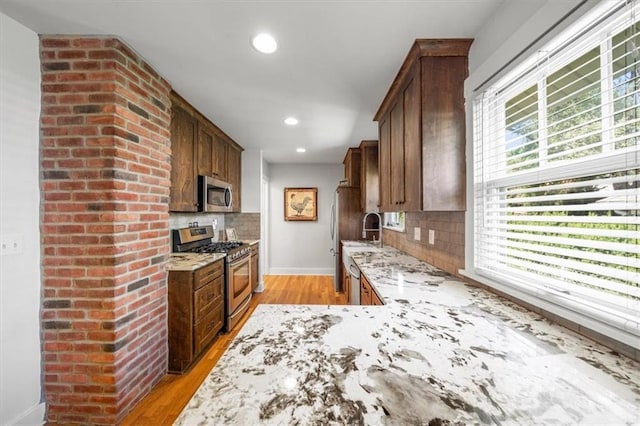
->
(207, 293, 215, 301)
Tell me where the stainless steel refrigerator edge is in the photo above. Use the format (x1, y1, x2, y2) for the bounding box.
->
(330, 185, 362, 292)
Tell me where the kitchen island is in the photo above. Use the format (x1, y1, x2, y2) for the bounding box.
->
(175, 243, 640, 425)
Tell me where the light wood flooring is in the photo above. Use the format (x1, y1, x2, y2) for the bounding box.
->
(121, 275, 347, 426)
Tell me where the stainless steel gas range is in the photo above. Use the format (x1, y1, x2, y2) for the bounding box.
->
(172, 225, 252, 332)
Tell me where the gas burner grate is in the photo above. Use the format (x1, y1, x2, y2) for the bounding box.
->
(193, 241, 242, 253)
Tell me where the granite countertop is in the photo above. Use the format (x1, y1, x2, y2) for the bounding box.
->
(166, 252, 226, 271)
(175, 243, 640, 425)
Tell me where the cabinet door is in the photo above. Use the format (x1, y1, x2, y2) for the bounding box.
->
(169, 104, 198, 212)
(343, 148, 361, 187)
(389, 101, 405, 207)
(372, 290, 384, 305)
(197, 124, 214, 177)
(360, 141, 379, 213)
(343, 266, 351, 304)
(360, 275, 372, 305)
(212, 133, 228, 181)
(227, 142, 242, 212)
(402, 71, 422, 212)
(422, 56, 467, 211)
(378, 117, 392, 212)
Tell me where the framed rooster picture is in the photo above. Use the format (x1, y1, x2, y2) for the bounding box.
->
(284, 187, 317, 221)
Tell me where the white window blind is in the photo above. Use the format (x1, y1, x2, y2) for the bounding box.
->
(473, 0, 639, 333)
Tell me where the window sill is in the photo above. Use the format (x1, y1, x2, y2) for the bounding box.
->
(382, 224, 405, 233)
(459, 268, 640, 356)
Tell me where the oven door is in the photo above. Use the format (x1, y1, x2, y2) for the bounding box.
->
(226, 255, 252, 331)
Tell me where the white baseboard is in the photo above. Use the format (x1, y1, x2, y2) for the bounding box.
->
(8, 401, 45, 425)
(267, 267, 333, 275)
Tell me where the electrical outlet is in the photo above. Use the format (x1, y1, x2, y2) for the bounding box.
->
(414, 227, 420, 241)
(0, 234, 23, 255)
(428, 229, 435, 245)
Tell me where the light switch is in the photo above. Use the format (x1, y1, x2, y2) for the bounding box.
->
(428, 229, 435, 245)
(0, 234, 23, 255)
(414, 227, 420, 241)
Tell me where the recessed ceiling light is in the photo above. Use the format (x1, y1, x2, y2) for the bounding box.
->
(296, 148, 306, 153)
(251, 33, 277, 54)
(284, 117, 299, 125)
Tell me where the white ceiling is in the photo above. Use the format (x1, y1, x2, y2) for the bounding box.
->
(0, 0, 503, 164)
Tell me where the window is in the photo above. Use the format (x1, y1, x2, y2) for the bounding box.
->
(473, 1, 639, 333)
(383, 212, 405, 232)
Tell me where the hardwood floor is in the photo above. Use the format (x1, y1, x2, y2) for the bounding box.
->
(121, 275, 347, 426)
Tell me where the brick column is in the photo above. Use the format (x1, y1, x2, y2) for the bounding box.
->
(40, 36, 171, 424)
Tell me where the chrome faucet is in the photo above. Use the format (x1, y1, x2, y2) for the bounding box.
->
(362, 211, 382, 246)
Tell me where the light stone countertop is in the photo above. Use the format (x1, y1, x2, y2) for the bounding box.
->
(175, 242, 640, 425)
(166, 252, 226, 271)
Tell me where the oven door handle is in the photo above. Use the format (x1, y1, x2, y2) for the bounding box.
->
(229, 293, 252, 320)
(228, 253, 250, 267)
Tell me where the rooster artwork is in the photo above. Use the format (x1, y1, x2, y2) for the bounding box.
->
(284, 187, 318, 221)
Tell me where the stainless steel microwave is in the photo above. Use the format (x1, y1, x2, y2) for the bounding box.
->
(198, 175, 233, 212)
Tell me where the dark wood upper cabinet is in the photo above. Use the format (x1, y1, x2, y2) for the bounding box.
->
(359, 140, 379, 212)
(226, 141, 242, 212)
(374, 39, 472, 212)
(378, 117, 392, 212)
(197, 123, 214, 177)
(389, 100, 405, 207)
(169, 91, 243, 212)
(421, 56, 467, 210)
(170, 102, 198, 212)
(197, 122, 228, 181)
(212, 133, 228, 181)
(402, 70, 422, 212)
(343, 147, 361, 187)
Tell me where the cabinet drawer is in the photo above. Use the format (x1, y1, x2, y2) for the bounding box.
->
(194, 301, 224, 354)
(193, 275, 224, 323)
(194, 259, 223, 290)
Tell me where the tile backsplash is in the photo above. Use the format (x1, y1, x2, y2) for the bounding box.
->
(225, 213, 261, 240)
(383, 211, 464, 277)
(168, 212, 261, 242)
(169, 213, 226, 240)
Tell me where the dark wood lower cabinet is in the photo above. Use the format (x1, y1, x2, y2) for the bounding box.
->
(168, 259, 224, 374)
(360, 273, 383, 306)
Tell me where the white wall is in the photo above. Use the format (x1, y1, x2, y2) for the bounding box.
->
(268, 163, 342, 275)
(0, 12, 46, 426)
(241, 149, 262, 213)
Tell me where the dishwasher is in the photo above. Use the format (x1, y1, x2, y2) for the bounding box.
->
(342, 250, 361, 305)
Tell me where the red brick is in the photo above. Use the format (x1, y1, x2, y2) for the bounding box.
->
(58, 50, 87, 59)
(72, 38, 104, 49)
(41, 35, 171, 425)
(58, 72, 87, 82)
(43, 39, 71, 48)
(72, 61, 101, 71)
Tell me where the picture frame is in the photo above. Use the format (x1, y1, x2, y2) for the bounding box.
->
(225, 228, 238, 241)
(284, 187, 318, 221)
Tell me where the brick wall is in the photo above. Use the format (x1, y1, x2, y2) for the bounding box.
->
(383, 211, 464, 277)
(40, 36, 171, 424)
